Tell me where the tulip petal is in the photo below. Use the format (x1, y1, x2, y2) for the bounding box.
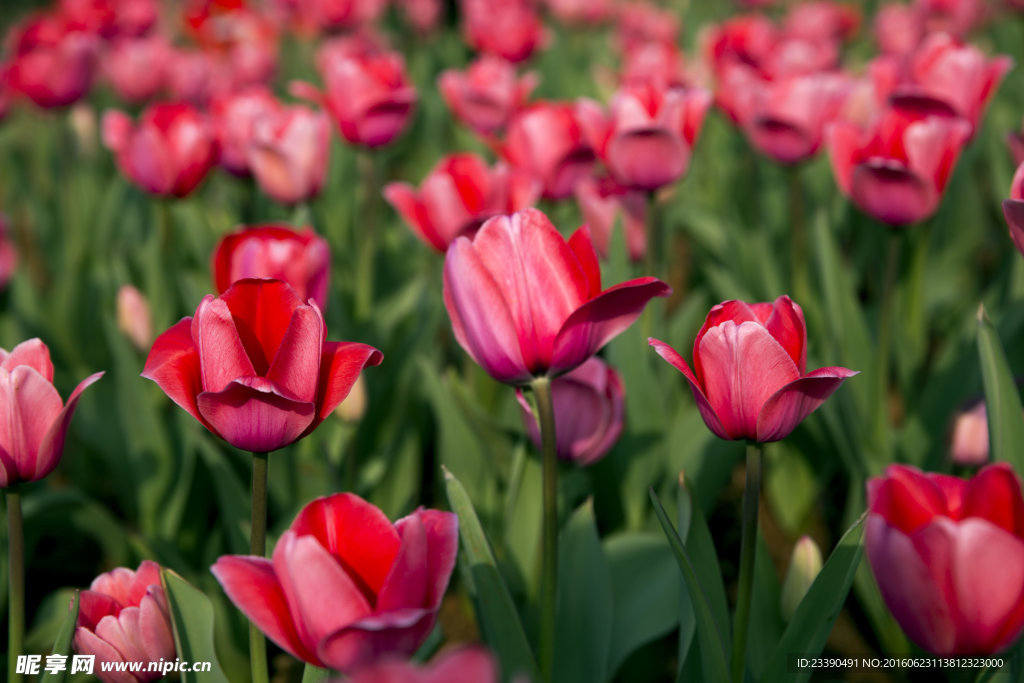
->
(763, 296, 807, 373)
(755, 366, 857, 442)
(318, 607, 436, 674)
(1002, 199, 1024, 258)
(141, 317, 207, 428)
(567, 225, 602, 298)
(962, 463, 1024, 536)
(384, 182, 446, 252)
(309, 341, 383, 426)
(552, 277, 670, 375)
(221, 280, 306, 375)
(138, 590, 175, 661)
(212, 554, 318, 664)
(193, 295, 258, 392)
(74, 627, 135, 683)
(265, 304, 323, 404)
(428, 647, 500, 683)
(78, 590, 122, 631)
(850, 161, 937, 227)
(0, 366, 63, 482)
(376, 514, 429, 612)
(383, 509, 458, 611)
(825, 120, 861, 196)
(34, 370, 103, 481)
(95, 609, 148, 663)
(0, 338, 53, 379)
(870, 466, 950, 535)
(197, 378, 315, 452)
(648, 337, 730, 440)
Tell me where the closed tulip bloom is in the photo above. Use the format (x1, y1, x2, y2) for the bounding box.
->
(949, 401, 989, 467)
(7, 12, 99, 109)
(866, 463, 1024, 655)
(874, 4, 925, 56)
(0, 339, 103, 488)
(339, 647, 498, 683)
(116, 284, 153, 352)
(384, 153, 540, 252)
(649, 296, 856, 442)
(1001, 162, 1024, 258)
(102, 36, 172, 104)
(444, 208, 670, 385)
(102, 102, 217, 198)
(826, 108, 971, 226)
(142, 280, 381, 452)
(74, 560, 175, 683)
(248, 104, 330, 205)
(438, 55, 538, 137)
(518, 357, 625, 466)
(462, 0, 545, 63)
(212, 493, 458, 672)
(575, 175, 647, 263)
(212, 225, 330, 310)
(210, 87, 282, 177)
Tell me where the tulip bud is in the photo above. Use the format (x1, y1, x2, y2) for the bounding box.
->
(780, 536, 823, 621)
(334, 374, 367, 423)
(116, 284, 152, 352)
(69, 103, 97, 158)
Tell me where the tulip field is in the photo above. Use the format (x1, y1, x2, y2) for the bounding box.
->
(5, 0, 1024, 681)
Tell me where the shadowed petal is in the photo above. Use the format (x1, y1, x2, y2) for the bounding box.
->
(141, 318, 206, 427)
(318, 608, 436, 674)
(649, 338, 730, 440)
(33, 370, 103, 481)
(196, 378, 315, 452)
(755, 366, 857, 442)
(265, 304, 323, 403)
(309, 341, 383, 426)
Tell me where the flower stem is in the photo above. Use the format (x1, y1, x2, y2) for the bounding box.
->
(532, 377, 559, 683)
(7, 487, 24, 683)
(872, 233, 902, 460)
(731, 442, 763, 683)
(249, 452, 270, 683)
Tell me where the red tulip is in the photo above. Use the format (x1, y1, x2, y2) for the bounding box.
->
(212, 225, 331, 310)
(593, 81, 711, 191)
(0, 339, 102, 488)
(615, 2, 680, 54)
(74, 560, 175, 683)
(444, 208, 670, 385)
(575, 175, 647, 263)
(866, 463, 1024, 655)
(142, 280, 381, 452)
(782, 1, 859, 44)
(462, 0, 545, 63)
(304, 0, 388, 31)
(518, 357, 625, 465)
(102, 102, 217, 198)
(211, 87, 282, 177)
(649, 296, 856, 442)
(340, 647, 498, 683)
(874, 4, 925, 56)
(826, 108, 971, 226)
(620, 41, 689, 90)
(438, 55, 538, 137)
(384, 153, 540, 252)
(247, 104, 330, 205)
(102, 36, 172, 104)
(501, 100, 604, 200)
(915, 0, 985, 38)
(212, 493, 458, 672)
(7, 12, 99, 109)
(1002, 162, 1024, 257)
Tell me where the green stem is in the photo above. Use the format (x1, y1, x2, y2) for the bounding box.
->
(249, 452, 269, 683)
(7, 487, 24, 683)
(788, 166, 809, 305)
(532, 377, 559, 683)
(642, 193, 663, 340)
(731, 442, 763, 683)
(355, 152, 378, 321)
(872, 233, 902, 461)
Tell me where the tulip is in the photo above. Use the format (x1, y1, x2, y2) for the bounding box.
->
(462, 0, 545, 63)
(142, 279, 381, 452)
(7, 12, 99, 109)
(438, 55, 538, 137)
(210, 87, 282, 177)
(211, 225, 331, 310)
(247, 104, 331, 205)
(116, 284, 153, 353)
(575, 175, 647, 263)
(212, 493, 458, 672)
(395, 0, 443, 34)
(339, 647, 498, 683)
(874, 4, 925, 56)
(649, 296, 856, 442)
(0, 339, 103, 488)
(501, 101, 604, 200)
(949, 401, 989, 467)
(615, 2, 680, 54)
(102, 102, 217, 198)
(544, 0, 613, 25)
(304, 0, 388, 31)
(1003, 162, 1024, 259)
(780, 536, 823, 622)
(517, 357, 625, 465)
(74, 560, 175, 683)
(384, 153, 541, 252)
(782, 1, 859, 44)
(102, 36, 171, 104)
(444, 208, 670, 385)
(826, 108, 971, 226)
(915, 0, 985, 38)
(620, 41, 689, 90)
(866, 463, 1024, 655)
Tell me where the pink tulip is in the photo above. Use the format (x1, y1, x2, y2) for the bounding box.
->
(501, 100, 604, 200)
(782, 1, 859, 44)
(212, 493, 458, 672)
(462, 0, 545, 63)
(395, 0, 444, 34)
(444, 208, 670, 385)
(102, 36, 172, 104)
(949, 401, 989, 467)
(210, 87, 282, 177)
(384, 153, 541, 252)
(544, 0, 614, 26)
(649, 296, 856, 442)
(117, 284, 153, 352)
(7, 12, 99, 109)
(615, 2, 680, 54)
(874, 4, 926, 56)
(866, 463, 1024, 655)
(1001, 162, 1024, 257)
(74, 560, 175, 683)
(438, 55, 538, 137)
(826, 108, 971, 226)
(102, 102, 217, 198)
(305, 0, 388, 31)
(593, 81, 712, 191)
(338, 647, 498, 683)
(915, 0, 986, 38)
(212, 225, 331, 310)
(0, 339, 103, 487)
(247, 104, 330, 205)
(620, 42, 689, 90)
(518, 357, 625, 465)
(575, 175, 647, 263)
(142, 280, 381, 452)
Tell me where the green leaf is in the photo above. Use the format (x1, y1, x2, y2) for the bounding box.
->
(977, 305, 1024, 473)
(442, 467, 540, 682)
(39, 591, 79, 683)
(160, 569, 231, 683)
(648, 489, 730, 683)
(760, 515, 866, 683)
(301, 663, 331, 683)
(677, 478, 731, 655)
(555, 499, 613, 683)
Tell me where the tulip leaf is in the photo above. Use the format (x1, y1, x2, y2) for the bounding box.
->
(442, 467, 540, 683)
(301, 663, 331, 683)
(648, 489, 730, 683)
(977, 305, 1024, 473)
(160, 569, 231, 683)
(555, 499, 613, 683)
(39, 591, 79, 683)
(760, 514, 866, 683)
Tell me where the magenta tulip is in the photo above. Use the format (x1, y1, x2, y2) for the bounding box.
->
(444, 208, 670, 385)
(7, 12, 99, 109)
(0, 339, 103, 488)
(247, 104, 330, 205)
(338, 647, 498, 683)
(142, 280, 381, 452)
(650, 296, 856, 442)
(462, 0, 545, 63)
(1003, 163, 1024, 258)
(102, 36, 171, 104)
(866, 463, 1024, 655)
(438, 55, 538, 137)
(213, 493, 458, 672)
(74, 560, 175, 683)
